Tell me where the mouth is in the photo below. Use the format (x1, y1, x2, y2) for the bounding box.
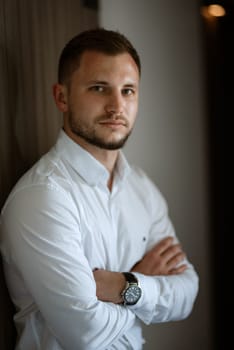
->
(99, 119, 127, 129)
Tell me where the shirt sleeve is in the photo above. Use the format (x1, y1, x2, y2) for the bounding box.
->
(1, 184, 136, 350)
(127, 172, 199, 325)
(129, 267, 199, 325)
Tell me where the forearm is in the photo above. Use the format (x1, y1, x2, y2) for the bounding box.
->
(93, 237, 199, 325)
(93, 265, 198, 326)
(93, 269, 126, 304)
(130, 265, 199, 324)
(94, 237, 188, 305)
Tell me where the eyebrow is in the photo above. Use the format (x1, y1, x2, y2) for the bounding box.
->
(87, 80, 108, 85)
(87, 80, 138, 87)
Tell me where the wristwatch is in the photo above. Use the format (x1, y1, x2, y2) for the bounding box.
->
(121, 272, 142, 305)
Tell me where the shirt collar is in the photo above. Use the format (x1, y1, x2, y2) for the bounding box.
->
(55, 129, 130, 187)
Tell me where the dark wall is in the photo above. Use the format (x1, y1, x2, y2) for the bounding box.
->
(200, 1, 234, 349)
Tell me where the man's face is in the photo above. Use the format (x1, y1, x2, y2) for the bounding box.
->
(63, 50, 140, 150)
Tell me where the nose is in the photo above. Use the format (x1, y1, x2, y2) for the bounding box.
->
(104, 91, 124, 116)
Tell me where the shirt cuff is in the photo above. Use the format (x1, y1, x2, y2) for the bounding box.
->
(127, 272, 159, 324)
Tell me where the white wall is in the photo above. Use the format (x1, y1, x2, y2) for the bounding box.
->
(100, 1, 213, 349)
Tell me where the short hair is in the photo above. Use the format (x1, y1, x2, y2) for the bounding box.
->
(58, 27, 141, 84)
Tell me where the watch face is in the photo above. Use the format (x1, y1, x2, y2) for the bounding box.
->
(124, 285, 142, 305)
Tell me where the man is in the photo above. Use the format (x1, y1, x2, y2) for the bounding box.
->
(0, 28, 199, 349)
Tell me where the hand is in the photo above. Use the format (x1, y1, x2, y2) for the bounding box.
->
(131, 236, 187, 275)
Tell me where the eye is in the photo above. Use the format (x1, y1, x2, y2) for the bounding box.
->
(122, 88, 135, 96)
(89, 85, 105, 92)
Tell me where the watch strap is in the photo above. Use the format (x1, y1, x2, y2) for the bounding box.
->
(122, 272, 138, 285)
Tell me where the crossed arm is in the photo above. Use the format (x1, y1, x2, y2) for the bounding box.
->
(94, 236, 187, 304)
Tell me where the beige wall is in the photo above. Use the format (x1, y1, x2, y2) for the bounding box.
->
(0, 1, 98, 348)
(100, 0, 213, 349)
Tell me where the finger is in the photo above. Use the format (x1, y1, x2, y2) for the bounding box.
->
(161, 243, 184, 261)
(166, 251, 186, 270)
(151, 236, 174, 255)
(169, 264, 187, 275)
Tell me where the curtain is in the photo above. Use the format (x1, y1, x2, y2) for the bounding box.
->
(0, 1, 99, 348)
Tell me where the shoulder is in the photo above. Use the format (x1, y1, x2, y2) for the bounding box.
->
(2, 149, 73, 215)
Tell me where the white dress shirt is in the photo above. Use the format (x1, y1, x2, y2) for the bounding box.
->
(0, 129, 199, 350)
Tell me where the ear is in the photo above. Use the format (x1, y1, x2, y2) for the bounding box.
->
(52, 83, 68, 112)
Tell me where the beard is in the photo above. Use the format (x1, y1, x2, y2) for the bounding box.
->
(68, 112, 133, 150)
